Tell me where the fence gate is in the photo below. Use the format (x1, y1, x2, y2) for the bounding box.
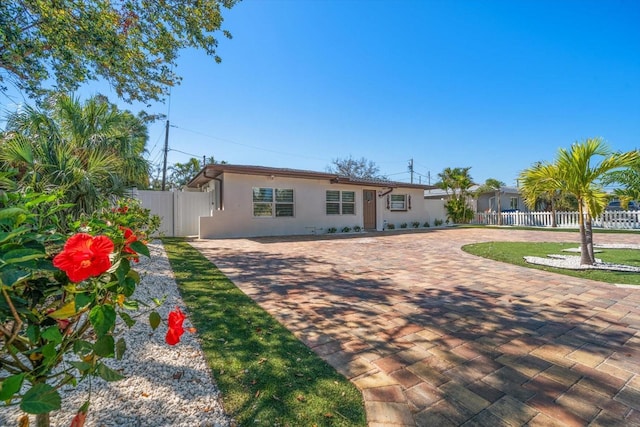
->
(133, 190, 213, 237)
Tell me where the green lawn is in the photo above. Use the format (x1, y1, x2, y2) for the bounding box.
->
(161, 238, 366, 426)
(462, 241, 640, 285)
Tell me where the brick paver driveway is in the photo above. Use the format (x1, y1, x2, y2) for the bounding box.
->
(190, 228, 640, 426)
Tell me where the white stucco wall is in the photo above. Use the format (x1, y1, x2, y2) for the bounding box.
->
(198, 173, 434, 238)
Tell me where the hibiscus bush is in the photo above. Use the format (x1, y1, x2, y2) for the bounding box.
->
(0, 191, 175, 426)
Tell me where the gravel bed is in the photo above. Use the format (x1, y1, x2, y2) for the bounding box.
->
(0, 241, 232, 427)
(524, 254, 640, 272)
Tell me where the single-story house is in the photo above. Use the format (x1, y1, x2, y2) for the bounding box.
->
(187, 164, 442, 238)
(423, 185, 527, 213)
(475, 186, 527, 212)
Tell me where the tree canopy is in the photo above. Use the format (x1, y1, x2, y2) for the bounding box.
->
(0, 0, 238, 103)
(167, 156, 224, 189)
(327, 156, 387, 180)
(0, 94, 151, 218)
(436, 167, 474, 223)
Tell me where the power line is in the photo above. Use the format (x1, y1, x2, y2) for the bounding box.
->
(171, 125, 329, 162)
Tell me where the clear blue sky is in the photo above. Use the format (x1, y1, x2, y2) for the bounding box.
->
(3, 0, 640, 186)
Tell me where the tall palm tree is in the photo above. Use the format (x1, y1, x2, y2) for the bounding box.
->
(520, 138, 638, 265)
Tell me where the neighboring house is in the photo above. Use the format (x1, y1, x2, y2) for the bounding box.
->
(475, 186, 527, 212)
(424, 185, 526, 213)
(187, 164, 439, 238)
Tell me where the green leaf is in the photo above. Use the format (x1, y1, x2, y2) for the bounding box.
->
(115, 338, 126, 360)
(93, 335, 115, 357)
(0, 226, 31, 244)
(74, 292, 93, 311)
(0, 207, 27, 221)
(0, 373, 25, 400)
(121, 276, 136, 297)
(1, 248, 45, 264)
(41, 326, 63, 344)
(148, 311, 161, 330)
(73, 340, 93, 357)
(0, 267, 31, 288)
(119, 311, 135, 328)
(115, 258, 130, 285)
(95, 362, 124, 382)
(89, 305, 116, 338)
(129, 240, 150, 258)
(68, 361, 92, 374)
(20, 383, 61, 414)
(122, 299, 138, 310)
(127, 269, 140, 284)
(26, 324, 39, 343)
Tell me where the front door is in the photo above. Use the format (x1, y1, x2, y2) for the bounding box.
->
(363, 190, 376, 229)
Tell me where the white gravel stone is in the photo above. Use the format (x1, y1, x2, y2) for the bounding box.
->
(0, 241, 232, 427)
(524, 254, 640, 272)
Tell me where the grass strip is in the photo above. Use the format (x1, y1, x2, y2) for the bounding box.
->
(461, 224, 640, 234)
(161, 238, 366, 426)
(462, 241, 640, 285)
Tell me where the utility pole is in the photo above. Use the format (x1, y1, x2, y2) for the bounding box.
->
(202, 155, 206, 167)
(408, 158, 414, 184)
(427, 171, 431, 185)
(161, 120, 170, 191)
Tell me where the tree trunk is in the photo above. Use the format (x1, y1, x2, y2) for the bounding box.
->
(578, 202, 594, 265)
(551, 198, 557, 228)
(496, 190, 502, 226)
(585, 214, 595, 263)
(36, 412, 50, 427)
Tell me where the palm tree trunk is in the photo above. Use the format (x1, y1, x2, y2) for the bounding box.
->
(551, 198, 557, 228)
(585, 213, 595, 263)
(578, 202, 593, 265)
(496, 190, 502, 225)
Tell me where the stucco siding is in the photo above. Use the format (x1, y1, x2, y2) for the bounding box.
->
(199, 173, 435, 238)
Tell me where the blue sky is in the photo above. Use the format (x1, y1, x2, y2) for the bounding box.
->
(3, 0, 640, 186)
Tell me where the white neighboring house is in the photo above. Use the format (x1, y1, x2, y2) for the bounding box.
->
(187, 164, 440, 238)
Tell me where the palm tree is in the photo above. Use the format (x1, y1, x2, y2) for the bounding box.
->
(520, 138, 638, 265)
(0, 94, 150, 221)
(519, 162, 562, 228)
(437, 167, 474, 223)
(476, 178, 505, 225)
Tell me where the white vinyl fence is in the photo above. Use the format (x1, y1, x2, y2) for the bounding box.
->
(473, 210, 640, 230)
(133, 190, 213, 237)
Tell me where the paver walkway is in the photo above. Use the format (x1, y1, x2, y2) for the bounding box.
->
(190, 228, 640, 426)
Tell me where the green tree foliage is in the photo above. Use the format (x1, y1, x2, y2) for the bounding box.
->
(327, 156, 387, 180)
(437, 167, 474, 223)
(475, 178, 505, 224)
(0, 94, 151, 220)
(167, 156, 224, 189)
(602, 156, 640, 204)
(0, 0, 238, 102)
(519, 138, 638, 265)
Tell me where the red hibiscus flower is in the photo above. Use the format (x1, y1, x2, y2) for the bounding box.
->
(53, 234, 114, 283)
(70, 410, 87, 427)
(120, 227, 139, 262)
(165, 307, 186, 345)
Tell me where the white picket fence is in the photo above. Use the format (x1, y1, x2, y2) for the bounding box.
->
(473, 210, 640, 230)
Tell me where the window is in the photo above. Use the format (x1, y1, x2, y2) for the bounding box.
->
(326, 190, 355, 215)
(510, 197, 518, 210)
(390, 194, 407, 211)
(253, 187, 294, 217)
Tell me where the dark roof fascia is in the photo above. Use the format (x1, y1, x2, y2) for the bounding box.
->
(187, 164, 435, 190)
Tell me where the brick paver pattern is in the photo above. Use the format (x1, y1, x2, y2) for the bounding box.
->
(190, 228, 640, 426)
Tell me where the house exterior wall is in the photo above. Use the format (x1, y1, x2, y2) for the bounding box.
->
(477, 193, 527, 212)
(199, 173, 433, 238)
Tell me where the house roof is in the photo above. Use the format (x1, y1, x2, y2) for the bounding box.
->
(424, 185, 521, 199)
(187, 164, 436, 190)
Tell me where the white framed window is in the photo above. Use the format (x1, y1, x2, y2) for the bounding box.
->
(326, 190, 355, 215)
(390, 194, 407, 211)
(510, 197, 518, 210)
(253, 187, 294, 217)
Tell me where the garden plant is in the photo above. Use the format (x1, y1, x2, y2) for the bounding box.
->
(0, 191, 175, 427)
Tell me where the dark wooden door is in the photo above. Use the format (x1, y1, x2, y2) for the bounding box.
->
(363, 190, 376, 229)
